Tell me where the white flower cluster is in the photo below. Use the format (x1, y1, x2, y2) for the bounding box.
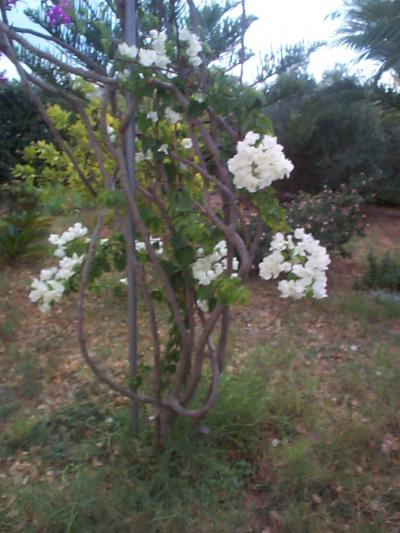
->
(135, 149, 153, 163)
(48, 223, 88, 258)
(118, 30, 169, 69)
(192, 241, 239, 286)
(180, 28, 202, 66)
(147, 111, 158, 122)
(165, 106, 182, 124)
(197, 299, 209, 313)
(258, 229, 330, 300)
(29, 223, 88, 313)
(182, 138, 193, 149)
(227, 131, 294, 193)
(135, 237, 164, 255)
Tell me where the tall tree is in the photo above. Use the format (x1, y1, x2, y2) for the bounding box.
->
(0, 83, 48, 186)
(336, 0, 400, 82)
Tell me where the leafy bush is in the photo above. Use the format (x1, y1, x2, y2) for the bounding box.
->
(0, 212, 51, 266)
(286, 185, 366, 254)
(267, 73, 385, 195)
(250, 184, 365, 266)
(0, 83, 49, 187)
(357, 251, 400, 292)
(0, 179, 42, 215)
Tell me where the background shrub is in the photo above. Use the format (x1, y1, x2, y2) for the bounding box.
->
(357, 251, 400, 292)
(0, 84, 48, 188)
(285, 184, 366, 254)
(0, 212, 51, 266)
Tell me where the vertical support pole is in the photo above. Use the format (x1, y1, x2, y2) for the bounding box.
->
(125, 0, 139, 434)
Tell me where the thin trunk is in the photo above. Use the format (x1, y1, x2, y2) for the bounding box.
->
(125, 0, 139, 434)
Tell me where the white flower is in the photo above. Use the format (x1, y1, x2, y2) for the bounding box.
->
(120, 278, 128, 286)
(197, 299, 209, 313)
(139, 48, 157, 67)
(30, 222, 89, 313)
(135, 237, 163, 255)
(107, 125, 116, 142)
(136, 150, 153, 163)
(29, 279, 49, 303)
(182, 138, 193, 149)
(165, 106, 182, 124)
(49, 234, 64, 246)
(54, 247, 66, 258)
(158, 144, 169, 155)
(149, 30, 169, 68)
(40, 267, 58, 282)
(259, 251, 286, 280)
(119, 31, 170, 69)
(244, 131, 260, 146)
(117, 69, 130, 80)
(147, 111, 158, 122)
(192, 241, 238, 286)
(180, 28, 202, 66)
(118, 42, 138, 59)
(258, 230, 330, 300)
(56, 253, 84, 281)
(227, 132, 293, 193)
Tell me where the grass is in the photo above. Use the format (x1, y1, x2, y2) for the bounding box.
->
(334, 291, 400, 322)
(0, 383, 259, 532)
(1, 214, 399, 532)
(1, 332, 399, 532)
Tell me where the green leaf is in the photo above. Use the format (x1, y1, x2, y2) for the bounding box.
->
(215, 276, 249, 306)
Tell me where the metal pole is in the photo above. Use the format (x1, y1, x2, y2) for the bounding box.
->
(125, 0, 139, 434)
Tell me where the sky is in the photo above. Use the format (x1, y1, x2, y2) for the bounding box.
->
(0, 0, 379, 82)
(241, 0, 378, 81)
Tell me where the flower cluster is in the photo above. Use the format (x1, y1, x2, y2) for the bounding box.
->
(47, 0, 72, 26)
(182, 138, 193, 149)
(136, 237, 164, 255)
(192, 241, 239, 286)
(48, 222, 88, 258)
(179, 28, 202, 67)
(29, 223, 88, 313)
(118, 30, 169, 69)
(258, 229, 330, 299)
(227, 131, 294, 193)
(29, 222, 166, 311)
(165, 106, 182, 124)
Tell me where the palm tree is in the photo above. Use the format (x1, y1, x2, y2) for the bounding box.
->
(336, 0, 400, 82)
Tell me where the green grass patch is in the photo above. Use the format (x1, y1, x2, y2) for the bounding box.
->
(334, 291, 400, 322)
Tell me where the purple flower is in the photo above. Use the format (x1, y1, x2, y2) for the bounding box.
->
(5, 0, 18, 10)
(47, 0, 72, 26)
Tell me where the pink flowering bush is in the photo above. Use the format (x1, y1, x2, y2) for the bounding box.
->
(286, 185, 366, 255)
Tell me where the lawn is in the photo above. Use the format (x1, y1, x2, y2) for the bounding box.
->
(0, 207, 399, 532)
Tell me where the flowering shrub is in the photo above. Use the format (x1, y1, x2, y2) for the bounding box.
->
(2, 0, 331, 441)
(286, 185, 366, 255)
(47, 0, 72, 26)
